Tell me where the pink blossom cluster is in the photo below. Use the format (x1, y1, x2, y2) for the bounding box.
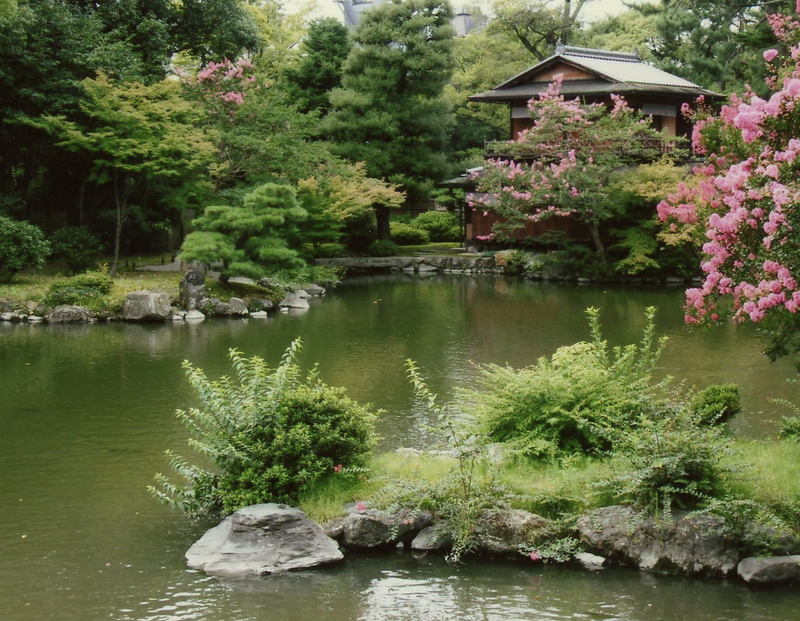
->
(194, 58, 256, 108)
(658, 13, 800, 325)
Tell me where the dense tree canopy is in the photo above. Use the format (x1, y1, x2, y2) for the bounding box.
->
(639, 0, 795, 95)
(323, 0, 455, 205)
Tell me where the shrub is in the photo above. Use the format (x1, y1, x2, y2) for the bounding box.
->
(313, 242, 347, 258)
(0, 215, 50, 281)
(366, 239, 399, 257)
(779, 416, 800, 440)
(465, 307, 667, 458)
(596, 408, 733, 513)
(410, 210, 460, 241)
(149, 341, 377, 518)
(691, 383, 741, 425)
(390, 222, 429, 245)
(43, 270, 113, 307)
(49, 226, 103, 273)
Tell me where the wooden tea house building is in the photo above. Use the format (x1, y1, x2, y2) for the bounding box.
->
(455, 45, 722, 244)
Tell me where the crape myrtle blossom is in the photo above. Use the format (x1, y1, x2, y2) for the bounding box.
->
(189, 58, 257, 120)
(473, 74, 665, 259)
(658, 6, 800, 325)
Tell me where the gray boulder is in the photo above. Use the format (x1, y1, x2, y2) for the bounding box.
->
(475, 509, 550, 556)
(180, 261, 206, 311)
(185, 504, 343, 577)
(227, 276, 257, 287)
(304, 284, 326, 297)
(185, 310, 205, 322)
(411, 522, 454, 552)
(738, 556, 800, 584)
(228, 297, 249, 316)
(577, 506, 740, 577)
(123, 291, 171, 321)
(212, 301, 231, 316)
(279, 292, 310, 310)
(574, 552, 606, 569)
(45, 305, 92, 323)
(325, 507, 433, 549)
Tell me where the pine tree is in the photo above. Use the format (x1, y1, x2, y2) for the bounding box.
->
(322, 0, 454, 213)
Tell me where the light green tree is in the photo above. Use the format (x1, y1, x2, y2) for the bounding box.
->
(31, 75, 216, 274)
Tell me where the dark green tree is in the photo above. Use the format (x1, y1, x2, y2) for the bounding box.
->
(283, 17, 351, 114)
(322, 0, 455, 212)
(172, 0, 260, 64)
(638, 0, 795, 95)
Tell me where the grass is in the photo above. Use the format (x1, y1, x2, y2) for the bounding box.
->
(727, 439, 800, 508)
(298, 451, 615, 523)
(0, 269, 181, 312)
(394, 241, 464, 255)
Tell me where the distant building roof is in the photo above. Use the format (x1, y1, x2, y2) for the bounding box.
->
(470, 45, 722, 103)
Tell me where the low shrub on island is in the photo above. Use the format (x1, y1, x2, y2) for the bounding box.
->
(149, 340, 377, 517)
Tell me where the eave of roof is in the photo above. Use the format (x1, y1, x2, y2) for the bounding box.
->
(469, 81, 722, 103)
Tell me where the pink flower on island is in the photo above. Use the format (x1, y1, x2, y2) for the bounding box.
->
(333, 464, 343, 473)
(528, 550, 541, 562)
(355, 501, 368, 512)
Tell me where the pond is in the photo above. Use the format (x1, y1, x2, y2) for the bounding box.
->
(1, 274, 798, 620)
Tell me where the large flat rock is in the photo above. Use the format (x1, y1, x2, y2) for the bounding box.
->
(186, 504, 343, 577)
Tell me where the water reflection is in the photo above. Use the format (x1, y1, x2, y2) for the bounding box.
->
(2, 275, 800, 620)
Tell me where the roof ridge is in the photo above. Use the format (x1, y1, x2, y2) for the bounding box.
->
(557, 45, 641, 63)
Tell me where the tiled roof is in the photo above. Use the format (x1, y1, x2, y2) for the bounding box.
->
(470, 46, 722, 102)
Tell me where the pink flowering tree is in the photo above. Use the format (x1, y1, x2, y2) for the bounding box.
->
(657, 5, 800, 359)
(191, 58, 256, 121)
(472, 76, 668, 262)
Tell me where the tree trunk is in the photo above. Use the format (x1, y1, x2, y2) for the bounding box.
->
(587, 220, 607, 265)
(76, 180, 85, 226)
(374, 204, 391, 241)
(111, 170, 127, 277)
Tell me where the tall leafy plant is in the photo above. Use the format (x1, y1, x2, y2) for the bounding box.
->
(149, 340, 377, 518)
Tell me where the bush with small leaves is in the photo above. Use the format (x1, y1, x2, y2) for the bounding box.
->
(149, 341, 377, 518)
(0, 215, 50, 281)
(691, 383, 741, 425)
(44, 270, 113, 307)
(390, 222, 429, 245)
(49, 226, 103, 273)
(409, 211, 460, 242)
(366, 239, 399, 257)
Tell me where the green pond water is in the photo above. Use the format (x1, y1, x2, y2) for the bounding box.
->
(2, 274, 799, 620)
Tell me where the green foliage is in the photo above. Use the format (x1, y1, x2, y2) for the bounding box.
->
(366, 239, 400, 257)
(283, 17, 351, 114)
(323, 0, 455, 203)
(466, 307, 667, 459)
(409, 211, 460, 242)
(780, 416, 800, 440)
(691, 383, 741, 426)
(43, 269, 113, 307)
(149, 341, 377, 518)
(0, 215, 50, 281)
(390, 222, 429, 245)
(638, 0, 793, 96)
(371, 362, 513, 563)
(181, 183, 308, 277)
(49, 226, 103, 273)
(596, 409, 734, 513)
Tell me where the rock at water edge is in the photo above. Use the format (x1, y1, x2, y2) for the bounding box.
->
(123, 291, 171, 321)
(738, 556, 800, 584)
(185, 503, 343, 577)
(45, 305, 93, 323)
